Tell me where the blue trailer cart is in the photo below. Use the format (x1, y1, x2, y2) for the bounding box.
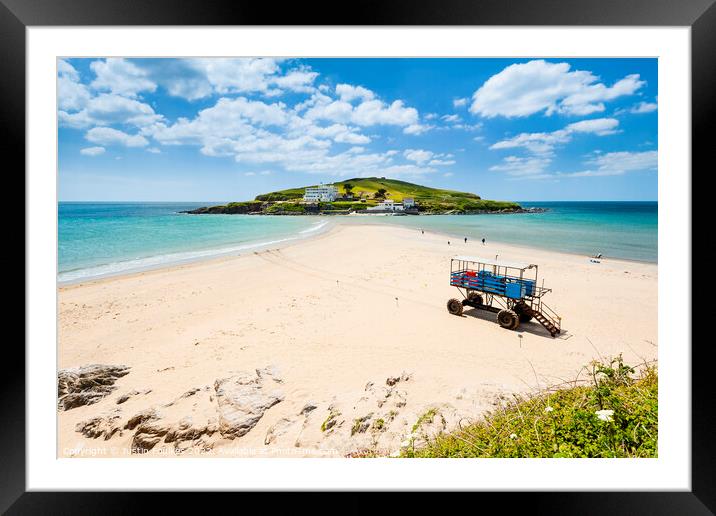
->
(447, 256, 562, 337)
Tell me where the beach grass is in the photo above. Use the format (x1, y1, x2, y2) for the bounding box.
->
(401, 355, 658, 458)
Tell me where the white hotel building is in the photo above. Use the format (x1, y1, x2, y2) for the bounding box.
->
(367, 199, 404, 212)
(303, 185, 339, 202)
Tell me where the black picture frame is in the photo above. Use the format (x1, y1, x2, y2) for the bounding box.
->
(4, 0, 708, 513)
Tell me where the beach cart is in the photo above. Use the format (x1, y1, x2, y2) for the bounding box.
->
(446, 256, 562, 337)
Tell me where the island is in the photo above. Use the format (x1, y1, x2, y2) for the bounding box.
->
(182, 177, 545, 215)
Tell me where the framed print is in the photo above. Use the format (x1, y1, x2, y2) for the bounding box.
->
(5, 0, 711, 512)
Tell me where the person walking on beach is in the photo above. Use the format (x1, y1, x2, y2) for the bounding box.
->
(448, 240, 451, 245)
(464, 237, 468, 243)
(482, 238, 486, 245)
(421, 229, 424, 235)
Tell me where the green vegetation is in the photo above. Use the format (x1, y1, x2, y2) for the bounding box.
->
(345, 449, 380, 458)
(320, 201, 368, 210)
(255, 177, 490, 204)
(186, 177, 522, 215)
(420, 199, 521, 214)
(264, 202, 306, 214)
(321, 409, 341, 433)
(254, 189, 305, 202)
(261, 201, 370, 214)
(351, 413, 373, 436)
(401, 356, 658, 458)
(185, 201, 263, 214)
(411, 408, 439, 433)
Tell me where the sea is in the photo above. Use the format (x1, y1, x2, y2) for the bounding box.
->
(58, 201, 657, 284)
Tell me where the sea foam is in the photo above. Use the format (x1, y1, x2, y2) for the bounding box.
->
(58, 218, 331, 284)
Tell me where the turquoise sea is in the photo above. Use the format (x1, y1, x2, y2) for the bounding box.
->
(58, 202, 329, 283)
(342, 201, 658, 263)
(58, 201, 657, 283)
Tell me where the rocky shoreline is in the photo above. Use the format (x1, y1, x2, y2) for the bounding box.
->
(181, 206, 547, 216)
(59, 363, 480, 457)
(458, 207, 547, 215)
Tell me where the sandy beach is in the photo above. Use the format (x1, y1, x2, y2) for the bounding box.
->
(58, 223, 657, 458)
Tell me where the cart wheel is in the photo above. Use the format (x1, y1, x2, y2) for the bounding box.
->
(466, 291, 483, 305)
(447, 298, 464, 316)
(497, 309, 520, 330)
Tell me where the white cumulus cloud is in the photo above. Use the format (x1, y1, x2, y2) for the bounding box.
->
(565, 118, 620, 135)
(304, 90, 419, 129)
(565, 150, 657, 177)
(273, 68, 319, 93)
(335, 84, 375, 102)
(58, 59, 91, 111)
(59, 93, 162, 129)
(80, 146, 105, 156)
(470, 60, 645, 118)
(403, 123, 433, 135)
(148, 96, 289, 146)
(404, 149, 455, 166)
(86, 127, 149, 147)
(617, 101, 658, 115)
(489, 156, 553, 177)
(189, 58, 280, 96)
(442, 114, 462, 123)
(429, 159, 456, 166)
(91, 58, 157, 98)
(490, 118, 619, 155)
(85, 58, 320, 101)
(404, 149, 433, 164)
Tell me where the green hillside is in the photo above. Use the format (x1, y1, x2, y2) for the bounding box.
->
(185, 177, 522, 215)
(255, 177, 478, 202)
(254, 177, 519, 213)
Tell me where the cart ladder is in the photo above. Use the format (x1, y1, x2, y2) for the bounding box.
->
(514, 300, 561, 337)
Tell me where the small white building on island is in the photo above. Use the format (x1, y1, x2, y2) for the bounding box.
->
(367, 199, 404, 212)
(303, 185, 339, 202)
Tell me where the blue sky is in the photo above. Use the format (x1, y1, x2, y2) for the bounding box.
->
(58, 58, 657, 202)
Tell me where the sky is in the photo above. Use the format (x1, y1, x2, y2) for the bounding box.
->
(57, 57, 658, 202)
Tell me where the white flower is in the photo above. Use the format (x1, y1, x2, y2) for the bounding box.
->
(509, 433, 517, 440)
(595, 409, 614, 422)
(389, 450, 400, 457)
(544, 406, 554, 413)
